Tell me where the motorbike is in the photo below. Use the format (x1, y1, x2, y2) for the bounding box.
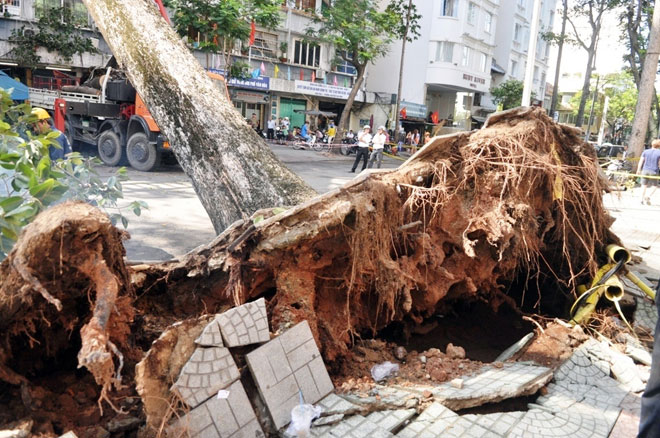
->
(275, 126, 287, 145)
(292, 134, 317, 150)
(340, 136, 357, 156)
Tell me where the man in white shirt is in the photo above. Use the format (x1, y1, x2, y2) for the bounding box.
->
(368, 126, 387, 169)
(350, 125, 372, 173)
(267, 117, 276, 140)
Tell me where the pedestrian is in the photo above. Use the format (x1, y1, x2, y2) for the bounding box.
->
(397, 126, 405, 153)
(327, 120, 336, 144)
(251, 113, 259, 132)
(636, 139, 660, 205)
(350, 125, 371, 173)
(424, 131, 431, 145)
(345, 130, 355, 143)
(31, 107, 71, 160)
(300, 120, 310, 141)
(282, 117, 290, 131)
(267, 117, 276, 140)
(639, 279, 660, 438)
(368, 126, 386, 169)
(411, 129, 420, 154)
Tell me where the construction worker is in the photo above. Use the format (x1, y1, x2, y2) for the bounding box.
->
(31, 107, 71, 161)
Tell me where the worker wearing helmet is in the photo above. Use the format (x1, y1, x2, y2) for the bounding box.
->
(31, 107, 71, 161)
(350, 125, 372, 173)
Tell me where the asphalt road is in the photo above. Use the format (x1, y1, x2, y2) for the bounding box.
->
(98, 143, 402, 261)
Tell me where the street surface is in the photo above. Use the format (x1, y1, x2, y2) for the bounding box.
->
(99, 143, 401, 261)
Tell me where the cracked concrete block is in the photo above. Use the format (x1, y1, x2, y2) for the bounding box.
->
(395, 402, 457, 438)
(462, 411, 525, 436)
(507, 405, 615, 438)
(634, 297, 658, 333)
(217, 298, 270, 347)
(316, 393, 362, 416)
(195, 319, 224, 347)
(171, 346, 240, 408)
(169, 380, 264, 438)
(341, 386, 420, 410)
(609, 350, 646, 392)
(322, 414, 394, 438)
(554, 348, 611, 386)
(494, 332, 535, 362)
(365, 409, 415, 432)
(246, 320, 333, 430)
(432, 362, 553, 410)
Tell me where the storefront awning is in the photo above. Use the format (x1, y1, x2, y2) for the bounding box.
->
(294, 109, 337, 117)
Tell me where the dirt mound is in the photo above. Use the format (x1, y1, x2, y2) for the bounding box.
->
(0, 108, 618, 435)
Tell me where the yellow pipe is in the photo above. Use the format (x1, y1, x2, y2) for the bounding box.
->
(571, 284, 604, 325)
(590, 263, 616, 287)
(606, 244, 632, 264)
(625, 271, 656, 300)
(602, 275, 624, 302)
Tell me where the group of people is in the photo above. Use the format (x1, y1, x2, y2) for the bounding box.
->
(350, 125, 388, 172)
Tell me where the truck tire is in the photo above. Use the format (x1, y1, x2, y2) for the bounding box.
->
(97, 130, 125, 166)
(127, 132, 160, 171)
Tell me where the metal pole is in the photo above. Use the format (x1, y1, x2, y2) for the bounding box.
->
(393, 0, 412, 133)
(522, 0, 542, 106)
(585, 74, 599, 141)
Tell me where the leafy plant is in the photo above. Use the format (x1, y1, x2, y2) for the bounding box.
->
(0, 90, 146, 259)
(9, 6, 98, 67)
(230, 61, 251, 79)
(490, 79, 536, 110)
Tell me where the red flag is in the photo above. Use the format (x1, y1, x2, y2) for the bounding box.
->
(400, 107, 407, 119)
(431, 111, 439, 124)
(300, 69, 304, 80)
(311, 71, 316, 82)
(249, 21, 256, 46)
(333, 75, 338, 86)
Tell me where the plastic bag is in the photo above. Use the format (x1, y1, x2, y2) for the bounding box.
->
(285, 403, 323, 437)
(370, 361, 400, 382)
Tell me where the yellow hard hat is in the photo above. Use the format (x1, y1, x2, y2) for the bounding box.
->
(31, 107, 51, 120)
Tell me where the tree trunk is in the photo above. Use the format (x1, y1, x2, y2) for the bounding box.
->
(575, 39, 597, 128)
(629, 0, 660, 157)
(550, 0, 568, 117)
(335, 64, 365, 141)
(82, 0, 316, 233)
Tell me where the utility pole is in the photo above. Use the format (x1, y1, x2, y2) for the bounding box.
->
(584, 73, 599, 141)
(550, 0, 568, 118)
(629, 0, 660, 157)
(393, 0, 412, 134)
(522, 0, 542, 106)
(597, 94, 610, 145)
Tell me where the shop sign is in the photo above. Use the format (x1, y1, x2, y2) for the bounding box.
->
(400, 100, 427, 119)
(232, 90, 270, 104)
(294, 80, 351, 100)
(208, 68, 270, 91)
(462, 73, 486, 88)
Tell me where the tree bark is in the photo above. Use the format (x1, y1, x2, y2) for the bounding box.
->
(82, 0, 316, 233)
(550, 0, 568, 117)
(335, 63, 365, 141)
(629, 0, 660, 157)
(575, 38, 598, 128)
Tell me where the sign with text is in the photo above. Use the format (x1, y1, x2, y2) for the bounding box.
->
(208, 68, 270, 91)
(294, 80, 352, 100)
(400, 100, 427, 119)
(462, 73, 486, 89)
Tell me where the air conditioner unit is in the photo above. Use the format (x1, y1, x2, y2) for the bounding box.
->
(316, 69, 326, 79)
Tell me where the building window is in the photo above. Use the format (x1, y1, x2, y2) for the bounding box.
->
(441, 0, 458, 17)
(513, 23, 522, 43)
(461, 46, 471, 67)
(484, 12, 493, 33)
(479, 52, 488, 72)
(251, 31, 278, 60)
(35, 0, 89, 25)
(533, 66, 539, 83)
(335, 50, 356, 75)
(293, 39, 320, 67)
(435, 41, 455, 63)
(467, 2, 477, 25)
(545, 41, 550, 58)
(517, 0, 525, 8)
(285, 0, 316, 11)
(510, 60, 518, 77)
(541, 72, 546, 86)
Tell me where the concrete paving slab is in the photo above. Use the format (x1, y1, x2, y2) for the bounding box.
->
(580, 339, 646, 392)
(554, 348, 612, 386)
(316, 393, 362, 416)
(462, 411, 525, 436)
(341, 386, 420, 410)
(217, 298, 270, 347)
(507, 406, 613, 438)
(170, 380, 264, 438)
(321, 414, 394, 438)
(395, 402, 457, 438)
(365, 409, 415, 433)
(431, 362, 553, 410)
(171, 346, 240, 408)
(195, 319, 224, 347)
(634, 297, 658, 333)
(246, 320, 333, 430)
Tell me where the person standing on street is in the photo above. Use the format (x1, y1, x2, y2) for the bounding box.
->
(350, 125, 372, 173)
(31, 107, 71, 160)
(368, 126, 387, 169)
(636, 139, 660, 205)
(267, 117, 276, 140)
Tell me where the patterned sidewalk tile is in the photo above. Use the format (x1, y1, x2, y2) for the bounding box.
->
(508, 406, 614, 438)
(634, 297, 658, 333)
(246, 320, 333, 429)
(217, 298, 270, 347)
(171, 346, 240, 408)
(316, 393, 361, 415)
(461, 411, 525, 436)
(395, 402, 457, 438)
(195, 319, 224, 347)
(320, 414, 394, 438)
(170, 380, 264, 438)
(432, 362, 552, 410)
(366, 409, 415, 432)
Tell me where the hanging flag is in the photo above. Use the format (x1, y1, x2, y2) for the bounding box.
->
(431, 111, 439, 124)
(251, 68, 261, 79)
(311, 71, 316, 82)
(299, 69, 304, 80)
(287, 66, 291, 81)
(400, 107, 407, 119)
(274, 65, 280, 78)
(260, 62, 266, 74)
(333, 75, 338, 86)
(249, 21, 256, 46)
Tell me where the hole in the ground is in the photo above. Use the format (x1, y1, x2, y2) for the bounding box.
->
(456, 392, 540, 415)
(378, 300, 533, 363)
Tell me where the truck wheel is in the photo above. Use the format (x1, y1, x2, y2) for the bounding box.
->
(127, 132, 160, 171)
(97, 130, 125, 166)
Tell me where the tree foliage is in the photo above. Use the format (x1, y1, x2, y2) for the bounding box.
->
(490, 79, 535, 110)
(0, 91, 144, 259)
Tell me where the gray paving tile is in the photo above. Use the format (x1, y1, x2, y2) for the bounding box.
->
(171, 346, 240, 408)
(169, 380, 264, 438)
(321, 414, 394, 438)
(316, 393, 361, 415)
(634, 297, 658, 333)
(554, 348, 612, 386)
(432, 362, 552, 410)
(365, 409, 415, 432)
(507, 406, 614, 438)
(341, 386, 420, 409)
(195, 318, 224, 347)
(395, 402, 457, 438)
(463, 411, 525, 436)
(574, 340, 645, 392)
(217, 298, 270, 347)
(246, 320, 334, 429)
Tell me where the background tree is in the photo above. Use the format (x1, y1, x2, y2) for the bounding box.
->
(308, 0, 420, 139)
(164, 0, 281, 74)
(566, 0, 621, 128)
(490, 79, 534, 110)
(543, 0, 570, 116)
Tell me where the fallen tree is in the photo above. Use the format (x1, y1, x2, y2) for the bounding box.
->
(0, 108, 619, 434)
